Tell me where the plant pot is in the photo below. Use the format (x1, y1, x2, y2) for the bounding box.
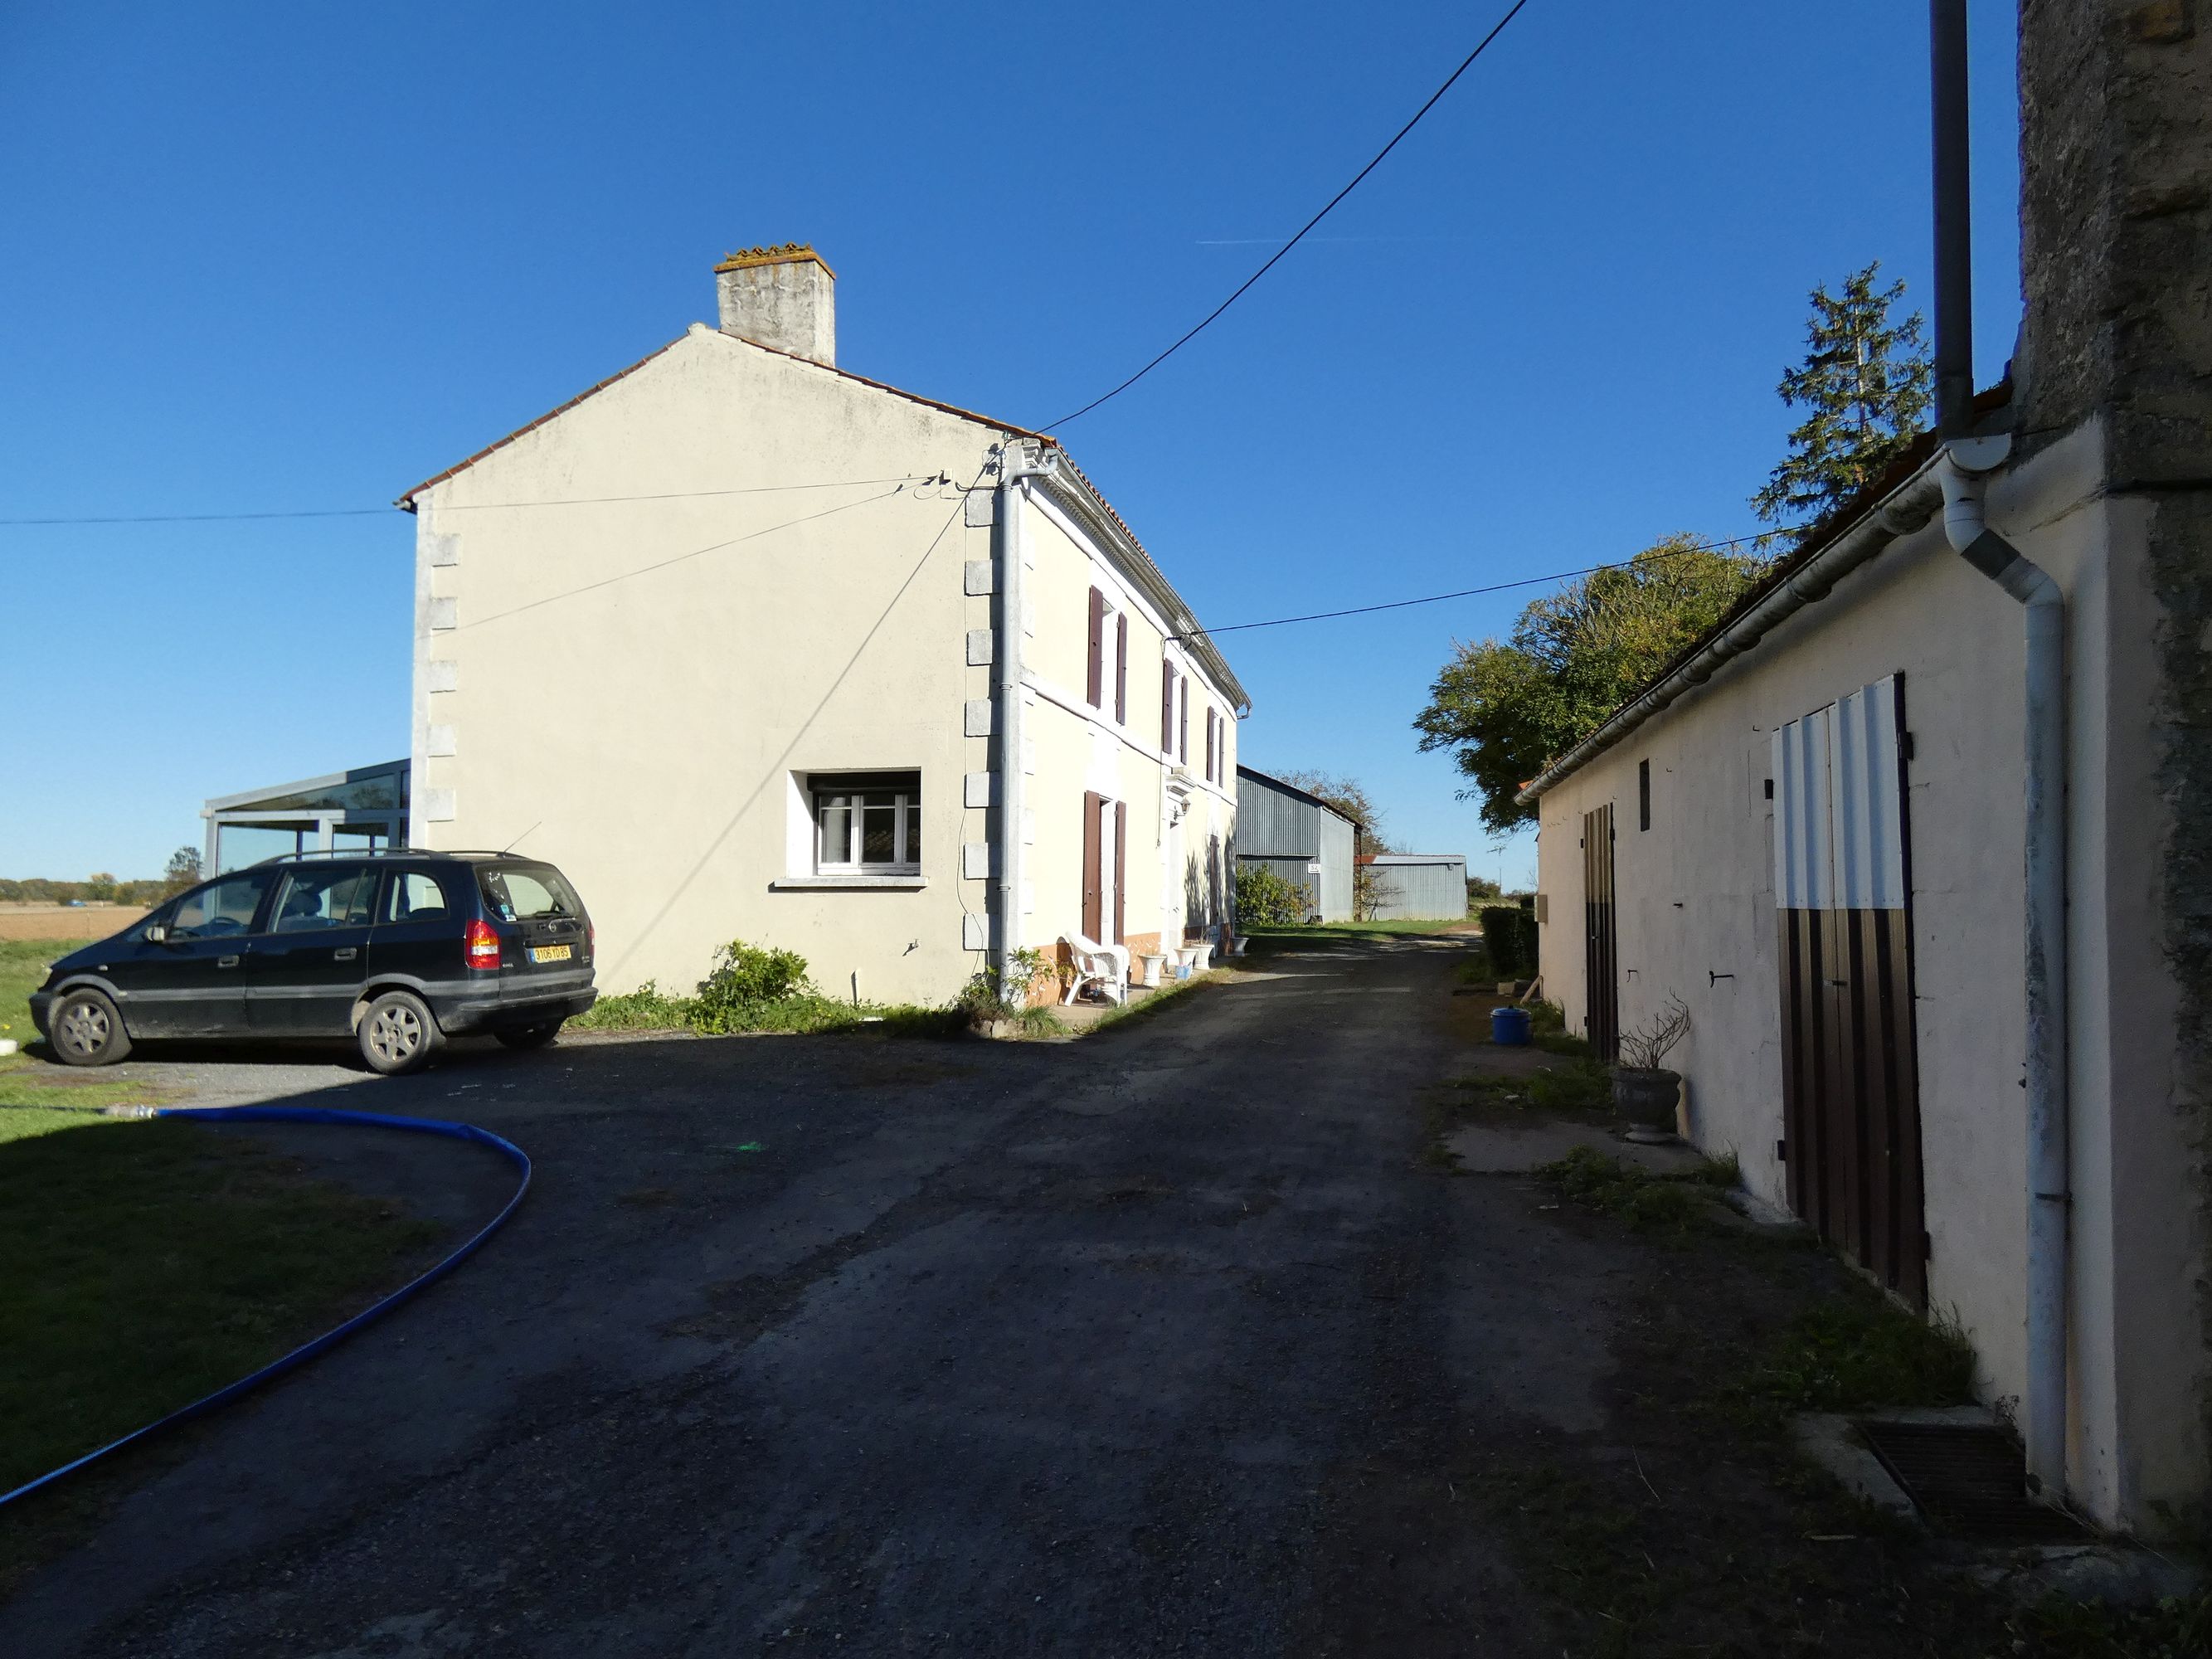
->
(1612, 1067, 1681, 1142)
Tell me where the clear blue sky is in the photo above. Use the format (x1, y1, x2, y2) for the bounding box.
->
(0, 0, 2020, 884)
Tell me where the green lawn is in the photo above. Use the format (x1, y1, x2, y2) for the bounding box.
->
(0, 937, 172, 1114)
(0, 1106, 441, 1588)
(0, 936, 85, 1054)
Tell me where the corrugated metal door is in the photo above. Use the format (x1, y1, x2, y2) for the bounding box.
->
(1582, 803, 1618, 1062)
(1772, 675, 1926, 1306)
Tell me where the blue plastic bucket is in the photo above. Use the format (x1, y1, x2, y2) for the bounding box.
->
(1490, 1006, 1533, 1046)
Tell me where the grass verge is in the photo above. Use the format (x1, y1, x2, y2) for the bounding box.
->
(1077, 972, 1216, 1037)
(572, 982, 963, 1039)
(1534, 1145, 1743, 1240)
(1523, 997, 1597, 1058)
(0, 1108, 442, 1591)
(1244, 918, 1473, 949)
(0, 936, 89, 1053)
(1474, 1154, 2204, 1655)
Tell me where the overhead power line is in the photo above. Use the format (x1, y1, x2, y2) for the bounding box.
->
(1174, 531, 1788, 640)
(1043, 0, 1530, 430)
(456, 484, 914, 630)
(0, 475, 938, 528)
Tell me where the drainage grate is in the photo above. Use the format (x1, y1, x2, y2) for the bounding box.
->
(1855, 1419, 2093, 1543)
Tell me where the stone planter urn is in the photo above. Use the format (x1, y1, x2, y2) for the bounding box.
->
(1612, 1066, 1681, 1144)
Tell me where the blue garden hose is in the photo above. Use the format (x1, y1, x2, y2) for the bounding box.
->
(0, 1105, 530, 1511)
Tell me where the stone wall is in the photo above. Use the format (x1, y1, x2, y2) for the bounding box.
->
(2020, 0, 2212, 1511)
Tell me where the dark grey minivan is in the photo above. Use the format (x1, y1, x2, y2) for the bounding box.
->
(28, 851, 596, 1075)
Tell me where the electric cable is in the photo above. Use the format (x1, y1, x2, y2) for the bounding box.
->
(1172, 530, 1788, 640)
(454, 483, 914, 630)
(0, 1104, 530, 1512)
(0, 475, 939, 528)
(1043, 0, 1530, 430)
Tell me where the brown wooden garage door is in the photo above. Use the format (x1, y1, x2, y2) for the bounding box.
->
(1773, 675, 1928, 1306)
(1582, 802, 1618, 1063)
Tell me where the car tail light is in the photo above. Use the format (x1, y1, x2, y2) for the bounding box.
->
(464, 917, 502, 971)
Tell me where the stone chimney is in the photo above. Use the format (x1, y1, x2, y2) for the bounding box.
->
(714, 244, 835, 366)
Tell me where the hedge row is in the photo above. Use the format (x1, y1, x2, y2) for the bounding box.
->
(1479, 905, 1539, 979)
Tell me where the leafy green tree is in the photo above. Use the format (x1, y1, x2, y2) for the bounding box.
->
(1413, 535, 1766, 833)
(1276, 770, 1388, 854)
(1752, 261, 1932, 540)
(162, 846, 202, 896)
(85, 873, 117, 902)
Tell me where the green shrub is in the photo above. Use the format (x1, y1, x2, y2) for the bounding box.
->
(1235, 863, 1312, 927)
(1479, 905, 1539, 978)
(693, 938, 811, 1025)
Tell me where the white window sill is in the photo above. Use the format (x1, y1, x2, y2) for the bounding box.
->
(771, 874, 929, 891)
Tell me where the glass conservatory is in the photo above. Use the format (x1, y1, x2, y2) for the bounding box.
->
(202, 759, 411, 873)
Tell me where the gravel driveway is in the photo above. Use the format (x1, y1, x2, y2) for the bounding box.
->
(4, 939, 1622, 1657)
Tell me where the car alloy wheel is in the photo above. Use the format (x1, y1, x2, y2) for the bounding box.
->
(57, 999, 111, 1058)
(366, 1002, 425, 1067)
(49, 988, 130, 1066)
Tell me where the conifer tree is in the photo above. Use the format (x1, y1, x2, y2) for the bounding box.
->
(1752, 262, 1932, 541)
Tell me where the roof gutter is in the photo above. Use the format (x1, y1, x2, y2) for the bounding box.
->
(1516, 452, 1948, 805)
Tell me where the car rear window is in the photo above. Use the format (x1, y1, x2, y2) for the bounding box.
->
(478, 864, 582, 922)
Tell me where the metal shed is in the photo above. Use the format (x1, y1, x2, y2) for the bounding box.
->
(1233, 766, 1358, 922)
(1359, 853, 1469, 922)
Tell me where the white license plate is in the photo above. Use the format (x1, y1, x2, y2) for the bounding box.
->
(529, 944, 573, 965)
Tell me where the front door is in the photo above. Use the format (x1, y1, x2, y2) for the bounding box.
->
(250, 864, 379, 1032)
(123, 869, 277, 1036)
(1582, 803, 1619, 1061)
(1773, 674, 1928, 1306)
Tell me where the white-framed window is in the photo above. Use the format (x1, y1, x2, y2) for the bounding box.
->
(811, 771, 922, 873)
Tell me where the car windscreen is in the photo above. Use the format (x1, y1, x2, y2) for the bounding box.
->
(477, 864, 583, 923)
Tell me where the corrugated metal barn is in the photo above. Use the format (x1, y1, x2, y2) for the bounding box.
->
(1233, 766, 1357, 922)
(1359, 853, 1468, 922)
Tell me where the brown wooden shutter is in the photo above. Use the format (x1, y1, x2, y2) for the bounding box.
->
(1203, 708, 1216, 781)
(1113, 800, 1127, 944)
(1086, 587, 1105, 707)
(1115, 613, 1128, 724)
(1160, 663, 1175, 752)
(1178, 682, 1188, 761)
(1082, 791, 1103, 941)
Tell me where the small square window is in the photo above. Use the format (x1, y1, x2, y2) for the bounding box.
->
(812, 772, 921, 873)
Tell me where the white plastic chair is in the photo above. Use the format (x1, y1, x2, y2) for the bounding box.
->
(1062, 933, 1130, 1005)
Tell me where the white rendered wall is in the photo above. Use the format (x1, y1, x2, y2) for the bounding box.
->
(1531, 423, 2200, 1529)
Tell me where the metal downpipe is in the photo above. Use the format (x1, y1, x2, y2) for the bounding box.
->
(993, 443, 1054, 1004)
(1930, 0, 2070, 1504)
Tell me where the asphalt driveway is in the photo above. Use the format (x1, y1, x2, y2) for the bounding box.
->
(3, 939, 1626, 1657)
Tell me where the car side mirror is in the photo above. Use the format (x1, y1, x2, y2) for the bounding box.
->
(144, 924, 168, 943)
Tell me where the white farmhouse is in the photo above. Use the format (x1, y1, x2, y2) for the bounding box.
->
(398, 245, 1246, 1006)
